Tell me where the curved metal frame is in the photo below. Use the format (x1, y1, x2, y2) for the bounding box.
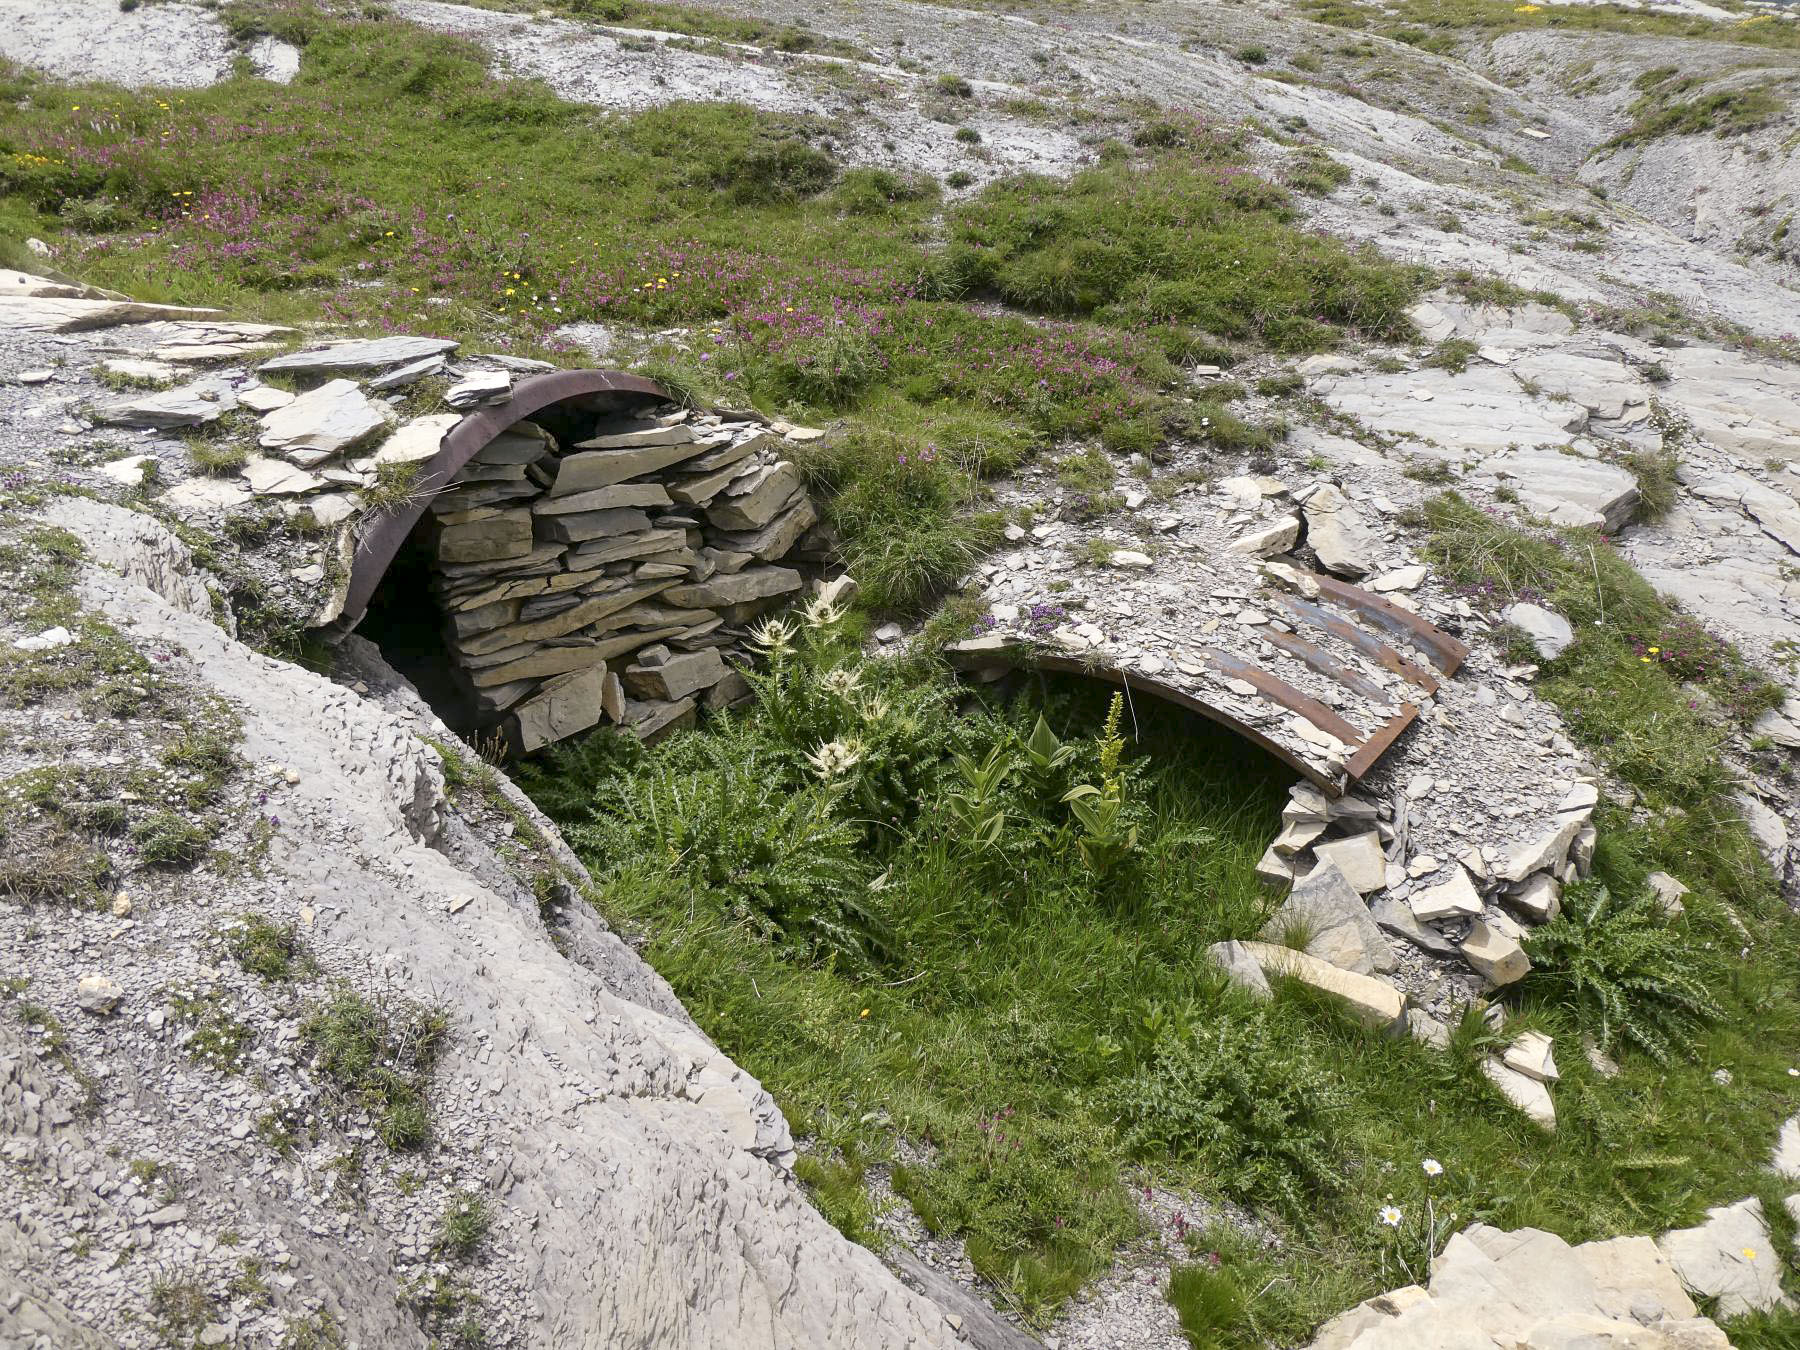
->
(337, 368, 671, 629)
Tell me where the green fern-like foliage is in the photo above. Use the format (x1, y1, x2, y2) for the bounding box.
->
(1523, 880, 1723, 1064)
(1110, 1016, 1342, 1220)
(573, 736, 891, 966)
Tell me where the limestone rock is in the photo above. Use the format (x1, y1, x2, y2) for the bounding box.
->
(1230, 514, 1301, 557)
(259, 335, 457, 375)
(623, 648, 729, 702)
(1645, 872, 1688, 919)
(1482, 1057, 1556, 1130)
(535, 481, 673, 515)
(243, 456, 324, 496)
(1234, 941, 1406, 1030)
(436, 511, 532, 564)
(1504, 873, 1562, 924)
(237, 382, 293, 413)
(1461, 918, 1530, 987)
(99, 454, 157, 487)
(510, 667, 608, 752)
(75, 974, 122, 1015)
(1410, 866, 1483, 922)
(374, 413, 460, 466)
(1501, 1030, 1558, 1083)
(1773, 1115, 1800, 1181)
(445, 369, 512, 408)
(1656, 1199, 1791, 1318)
(1311, 831, 1387, 894)
(666, 566, 803, 609)
(259, 378, 391, 458)
(1496, 816, 1583, 884)
(708, 462, 802, 532)
(1486, 449, 1639, 532)
(1260, 861, 1396, 975)
(1204, 939, 1272, 999)
(1299, 483, 1376, 578)
(1502, 602, 1574, 661)
(1735, 792, 1789, 870)
(551, 436, 707, 495)
(1371, 896, 1461, 959)
(96, 381, 231, 429)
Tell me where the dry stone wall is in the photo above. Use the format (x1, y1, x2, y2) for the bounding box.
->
(423, 402, 828, 752)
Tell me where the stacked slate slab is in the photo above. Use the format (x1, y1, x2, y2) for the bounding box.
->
(425, 403, 826, 752)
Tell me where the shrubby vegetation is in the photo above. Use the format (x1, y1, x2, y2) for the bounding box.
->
(523, 602, 1800, 1337)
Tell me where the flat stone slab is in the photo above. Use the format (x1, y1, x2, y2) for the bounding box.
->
(1656, 1198, 1791, 1318)
(1234, 940, 1406, 1030)
(259, 378, 391, 458)
(1260, 860, 1396, 975)
(1482, 450, 1639, 532)
(259, 335, 457, 374)
(96, 381, 233, 430)
(0, 295, 220, 332)
(374, 413, 461, 466)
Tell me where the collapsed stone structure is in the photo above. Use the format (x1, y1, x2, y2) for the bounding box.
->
(416, 402, 827, 751)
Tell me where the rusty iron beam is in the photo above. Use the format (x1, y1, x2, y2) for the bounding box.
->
(1345, 702, 1421, 779)
(1307, 574, 1468, 676)
(941, 645, 1349, 794)
(1274, 595, 1440, 693)
(336, 368, 672, 630)
(1203, 648, 1367, 747)
(1261, 628, 1396, 706)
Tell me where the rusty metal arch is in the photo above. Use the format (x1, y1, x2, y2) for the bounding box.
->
(337, 368, 672, 629)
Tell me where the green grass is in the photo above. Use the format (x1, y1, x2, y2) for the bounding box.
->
(522, 604, 1800, 1339)
(300, 988, 448, 1151)
(1298, 0, 1800, 54)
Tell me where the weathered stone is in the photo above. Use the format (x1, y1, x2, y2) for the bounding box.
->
(1370, 564, 1427, 592)
(99, 454, 157, 487)
(374, 413, 461, 466)
(1406, 1010, 1450, 1050)
(1773, 1115, 1800, 1181)
(445, 369, 512, 408)
(510, 667, 608, 752)
(1311, 831, 1387, 894)
(1496, 816, 1583, 883)
(259, 378, 391, 458)
(368, 353, 448, 390)
(1486, 449, 1639, 531)
(75, 974, 122, 1015)
(1272, 818, 1328, 856)
(1735, 792, 1789, 869)
(559, 528, 687, 564)
(530, 509, 654, 547)
(1300, 482, 1375, 578)
(717, 496, 819, 562)
(601, 670, 626, 723)
(666, 566, 802, 609)
(0, 295, 219, 332)
(1647, 871, 1689, 918)
(708, 462, 802, 532)
(1255, 844, 1297, 888)
(436, 511, 532, 565)
(242, 457, 324, 497)
(160, 476, 255, 515)
(1482, 1057, 1556, 1130)
(470, 631, 683, 688)
(1230, 514, 1301, 557)
(260, 335, 457, 375)
(535, 481, 673, 515)
(1409, 865, 1484, 922)
(1502, 1030, 1558, 1083)
(1234, 941, 1406, 1030)
(236, 382, 293, 413)
(475, 424, 555, 465)
(97, 382, 231, 429)
(1502, 601, 1574, 661)
(1373, 900, 1457, 962)
(1461, 918, 1530, 987)
(1657, 1199, 1791, 1318)
(551, 436, 709, 495)
(1205, 939, 1273, 998)
(469, 580, 679, 649)
(623, 648, 729, 701)
(575, 417, 693, 449)
(1260, 861, 1396, 975)
(624, 695, 699, 744)
(1504, 873, 1561, 924)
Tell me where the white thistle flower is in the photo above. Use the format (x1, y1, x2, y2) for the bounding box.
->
(748, 615, 798, 653)
(858, 693, 892, 722)
(805, 738, 863, 780)
(1378, 1205, 1403, 1228)
(821, 667, 864, 697)
(799, 594, 845, 629)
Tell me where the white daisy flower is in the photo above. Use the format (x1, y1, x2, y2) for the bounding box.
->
(1378, 1205, 1403, 1228)
(1421, 1159, 1443, 1178)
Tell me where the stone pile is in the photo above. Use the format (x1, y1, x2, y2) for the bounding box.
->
(422, 403, 826, 751)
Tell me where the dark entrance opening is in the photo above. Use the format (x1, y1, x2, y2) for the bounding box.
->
(356, 521, 479, 736)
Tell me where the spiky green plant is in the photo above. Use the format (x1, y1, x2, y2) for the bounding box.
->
(1523, 880, 1723, 1064)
